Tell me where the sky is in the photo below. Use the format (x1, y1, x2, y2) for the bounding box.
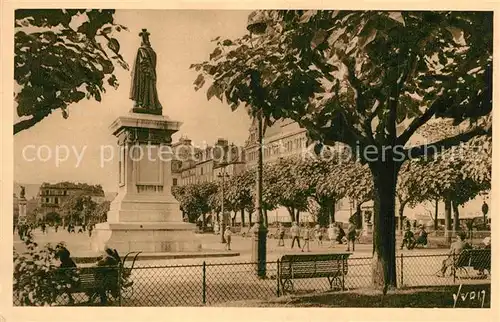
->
(14, 10, 253, 191)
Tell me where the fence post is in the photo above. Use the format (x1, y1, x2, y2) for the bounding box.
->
(202, 261, 206, 305)
(276, 259, 280, 297)
(341, 256, 345, 291)
(400, 253, 404, 287)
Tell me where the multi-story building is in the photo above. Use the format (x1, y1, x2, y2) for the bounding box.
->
(172, 138, 246, 186)
(245, 119, 309, 167)
(37, 182, 105, 216)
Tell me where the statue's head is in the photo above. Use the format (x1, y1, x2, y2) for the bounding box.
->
(140, 28, 151, 46)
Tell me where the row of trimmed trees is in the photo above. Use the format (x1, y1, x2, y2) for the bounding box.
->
(172, 134, 490, 234)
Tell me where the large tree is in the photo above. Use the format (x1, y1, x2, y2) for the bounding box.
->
(225, 170, 255, 227)
(192, 11, 492, 291)
(14, 9, 128, 134)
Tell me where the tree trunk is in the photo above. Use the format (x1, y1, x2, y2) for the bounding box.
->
(370, 161, 398, 291)
(444, 199, 452, 243)
(286, 207, 295, 222)
(241, 209, 245, 227)
(263, 209, 268, 227)
(434, 199, 439, 231)
(452, 201, 460, 234)
(295, 209, 300, 223)
(202, 213, 206, 229)
(249, 212, 253, 227)
(331, 198, 336, 224)
(355, 203, 363, 229)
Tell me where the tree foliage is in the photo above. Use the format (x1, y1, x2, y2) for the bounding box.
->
(14, 9, 129, 134)
(59, 194, 97, 225)
(14, 234, 77, 306)
(193, 11, 491, 155)
(172, 182, 218, 223)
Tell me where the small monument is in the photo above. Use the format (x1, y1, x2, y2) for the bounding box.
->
(93, 29, 201, 253)
(18, 186, 27, 225)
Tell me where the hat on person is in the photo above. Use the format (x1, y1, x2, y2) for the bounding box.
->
(104, 245, 114, 255)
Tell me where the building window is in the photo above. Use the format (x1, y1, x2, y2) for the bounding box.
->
(173, 178, 178, 186)
(201, 167, 204, 175)
(45, 198, 49, 203)
(54, 197, 59, 205)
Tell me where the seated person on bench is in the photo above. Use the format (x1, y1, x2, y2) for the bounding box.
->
(474, 237, 491, 276)
(94, 246, 121, 304)
(400, 227, 415, 249)
(413, 225, 428, 248)
(438, 232, 471, 277)
(55, 245, 77, 304)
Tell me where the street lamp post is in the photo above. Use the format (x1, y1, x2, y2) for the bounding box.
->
(481, 191, 489, 227)
(217, 166, 230, 243)
(247, 10, 269, 279)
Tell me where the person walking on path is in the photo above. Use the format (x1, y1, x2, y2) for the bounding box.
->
(224, 226, 232, 250)
(290, 222, 301, 249)
(277, 223, 285, 247)
(301, 225, 311, 252)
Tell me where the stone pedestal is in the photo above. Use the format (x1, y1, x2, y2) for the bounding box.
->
(93, 113, 201, 253)
(18, 197, 27, 225)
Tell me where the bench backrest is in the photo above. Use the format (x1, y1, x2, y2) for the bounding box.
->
(455, 249, 491, 267)
(279, 253, 351, 277)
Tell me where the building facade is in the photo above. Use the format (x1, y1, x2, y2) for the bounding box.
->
(37, 182, 105, 217)
(171, 137, 246, 186)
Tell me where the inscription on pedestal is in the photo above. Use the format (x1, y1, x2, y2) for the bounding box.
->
(137, 185, 164, 193)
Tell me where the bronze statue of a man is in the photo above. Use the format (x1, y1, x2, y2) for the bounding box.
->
(130, 29, 163, 115)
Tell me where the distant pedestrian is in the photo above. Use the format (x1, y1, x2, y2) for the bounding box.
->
(301, 225, 311, 252)
(290, 222, 301, 249)
(346, 221, 357, 251)
(328, 223, 336, 248)
(277, 223, 285, 247)
(55, 224, 59, 233)
(314, 224, 323, 246)
(224, 226, 232, 250)
(213, 221, 220, 235)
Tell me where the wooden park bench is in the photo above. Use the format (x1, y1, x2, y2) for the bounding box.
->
(453, 249, 491, 278)
(278, 253, 351, 295)
(56, 251, 141, 305)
